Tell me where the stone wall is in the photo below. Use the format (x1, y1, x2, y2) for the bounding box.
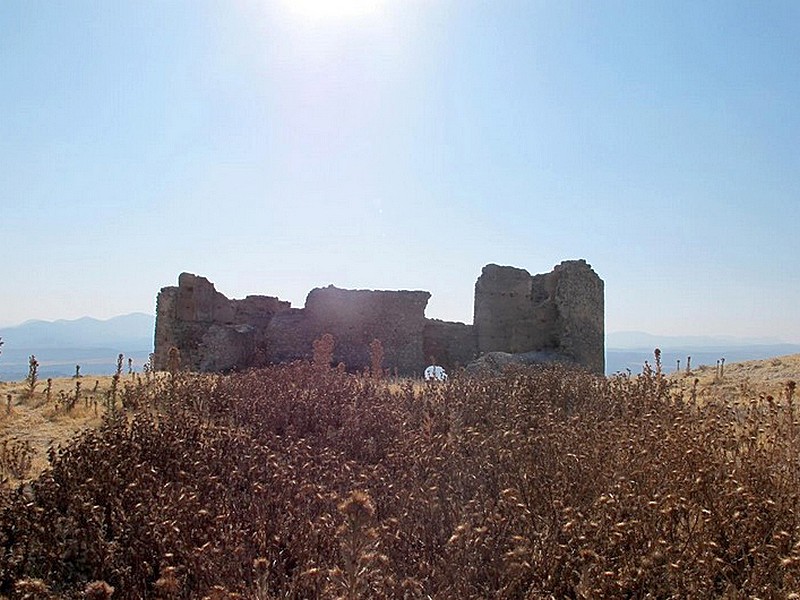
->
(474, 265, 557, 354)
(153, 260, 604, 376)
(473, 260, 604, 374)
(304, 286, 431, 373)
(551, 260, 605, 374)
(423, 320, 477, 370)
(154, 276, 435, 375)
(262, 287, 432, 374)
(154, 273, 290, 372)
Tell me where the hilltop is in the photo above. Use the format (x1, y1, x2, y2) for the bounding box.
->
(671, 351, 800, 401)
(1, 352, 799, 488)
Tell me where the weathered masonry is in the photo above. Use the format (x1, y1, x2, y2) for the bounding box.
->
(153, 260, 604, 375)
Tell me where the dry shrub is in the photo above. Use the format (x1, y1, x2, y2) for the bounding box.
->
(0, 361, 799, 598)
(13, 577, 52, 600)
(0, 438, 34, 481)
(368, 339, 384, 380)
(312, 334, 335, 369)
(83, 580, 114, 600)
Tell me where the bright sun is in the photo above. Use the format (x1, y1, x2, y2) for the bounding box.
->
(284, 0, 384, 19)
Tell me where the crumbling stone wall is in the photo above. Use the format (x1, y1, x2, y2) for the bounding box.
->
(474, 260, 604, 374)
(423, 320, 477, 370)
(262, 287, 431, 374)
(304, 286, 431, 373)
(153, 260, 604, 376)
(154, 276, 433, 375)
(154, 273, 290, 372)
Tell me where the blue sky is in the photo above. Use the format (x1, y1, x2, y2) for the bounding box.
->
(2, 1, 799, 341)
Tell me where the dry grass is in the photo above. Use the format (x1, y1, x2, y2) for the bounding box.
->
(0, 355, 799, 598)
(1, 353, 796, 483)
(0, 374, 140, 484)
(671, 352, 800, 405)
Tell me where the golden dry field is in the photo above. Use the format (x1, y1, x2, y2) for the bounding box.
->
(692, 352, 799, 387)
(0, 374, 131, 484)
(671, 352, 800, 404)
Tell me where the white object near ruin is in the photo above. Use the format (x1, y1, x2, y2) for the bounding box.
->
(424, 365, 447, 381)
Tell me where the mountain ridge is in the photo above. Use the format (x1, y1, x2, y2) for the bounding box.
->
(0, 313, 155, 380)
(0, 313, 154, 349)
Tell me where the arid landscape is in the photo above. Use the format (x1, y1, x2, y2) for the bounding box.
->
(0, 350, 799, 598)
(0, 375, 117, 482)
(4, 351, 798, 486)
(5, 1, 800, 597)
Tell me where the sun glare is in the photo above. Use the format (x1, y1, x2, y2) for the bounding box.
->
(284, 0, 384, 19)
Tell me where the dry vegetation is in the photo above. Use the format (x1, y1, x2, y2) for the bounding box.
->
(673, 353, 800, 403)
(0, 352, 799, 599)
(0, 375, 122, 484)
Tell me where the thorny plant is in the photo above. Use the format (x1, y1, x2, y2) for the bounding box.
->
(105, 354, 124, 414)
(1, 355, 800, 598)
(368, 340, 384, 380)
(167, 347, 181, 376)
(25, 356, 39, 399)
(312, 334, 335, 370)
(0, 438, 33, 481)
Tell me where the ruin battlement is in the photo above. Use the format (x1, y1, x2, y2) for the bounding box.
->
(154, 260, 604, 375)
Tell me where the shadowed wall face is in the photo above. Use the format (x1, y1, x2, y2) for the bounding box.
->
(303, 286, 431, 373)
(154, 273, 290, 372)
(551, 260, 605, 375)
(155, 278, 434, 375)
(154, 260, 604, 376)
(422, 319, 477, 370)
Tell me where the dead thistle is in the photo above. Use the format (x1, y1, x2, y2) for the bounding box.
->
(84, 580, 115, 600)
(154, 565, 181, 599)
(369, 339, 384, 380)
(313, 333, 335, 369)
(14, 578, 52, 599)
(329, 490, 384, 599)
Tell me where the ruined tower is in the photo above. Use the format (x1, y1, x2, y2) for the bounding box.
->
(473, 260, 604, 374)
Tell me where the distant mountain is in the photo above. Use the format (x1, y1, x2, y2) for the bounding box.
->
(606, 331, 800, 375)
(1, 313, 154, 349)
(0, 313, 155, 380)
(607, 331, 786, 349)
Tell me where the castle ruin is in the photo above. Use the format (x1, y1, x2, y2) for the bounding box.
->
(153, 260, 604, 375)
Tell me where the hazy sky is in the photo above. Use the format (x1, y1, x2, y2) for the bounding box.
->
(2, 1, 799, 341)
